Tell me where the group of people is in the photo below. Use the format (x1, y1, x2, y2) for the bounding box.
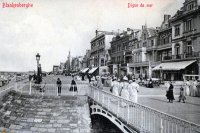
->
(111, 76, 139, 103)
(165, 79, 200, 103)
(185, 79, 199, 97)
(56, 76, 77, 96)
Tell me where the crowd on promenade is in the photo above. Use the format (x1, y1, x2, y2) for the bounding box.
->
(90, 75, 140, 103)
(88, 73, 200, 104)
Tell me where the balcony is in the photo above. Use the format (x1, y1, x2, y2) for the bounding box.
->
(146, 45, 157, 51)
(160, 52, 200, 62)
(125, 50, 132, 57)
(163, 56, 172, 61)
(157, 43, 172, 51)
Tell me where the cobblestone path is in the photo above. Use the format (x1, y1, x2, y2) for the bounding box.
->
(0, 91, 91, 133)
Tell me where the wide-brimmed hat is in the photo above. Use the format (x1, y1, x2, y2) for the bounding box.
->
(123, 76, 128, 81)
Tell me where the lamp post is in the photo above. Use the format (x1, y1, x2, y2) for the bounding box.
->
(36, 53, 41, 84)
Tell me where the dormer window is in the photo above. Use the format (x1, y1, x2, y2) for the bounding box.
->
(187, 3, 194, 11)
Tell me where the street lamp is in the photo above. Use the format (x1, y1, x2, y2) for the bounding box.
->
(36, 53, 41, 84)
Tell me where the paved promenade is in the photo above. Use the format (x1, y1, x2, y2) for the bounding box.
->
(104, 84, 200, 125)
(0, 91, 91, 133)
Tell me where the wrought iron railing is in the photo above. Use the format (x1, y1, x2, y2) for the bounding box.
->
(89, 86, 200, 133)
(1, 82, 200, 133)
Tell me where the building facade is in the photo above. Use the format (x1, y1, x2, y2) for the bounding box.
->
(153, 0, 200, 81)
(109, 31, 130, 77)
(129, 25, 158, 79)
(90, 33, 114, 75)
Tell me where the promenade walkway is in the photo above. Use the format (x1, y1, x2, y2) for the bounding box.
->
(0, 91, 91, 133)
(104, 85, 200, 125)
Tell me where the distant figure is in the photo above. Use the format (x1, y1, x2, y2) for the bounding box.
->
(148, 78, 153, 88)
(96, 76, 103, 90)
(166, 82, 175, 103)
(178, 86, 186, 103)
(88, 74, 91, 83)
(128, 79, 139, 103)
(118, 79, 123, 96)
(121, 76, 129, 100)
(185, 80, 190, 96)
(70, 76, 77, 92)
(120, 76, 129, 107)
(57, 78, 62, 96)
(82, 74, 84, 81)
(111, 77, 119, 96)
(191, 79, 198, 97)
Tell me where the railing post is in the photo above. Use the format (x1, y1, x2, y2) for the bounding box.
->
(103, 94, 104, 104)
(160, 118, 163, 133)
(117, 99, 120, 117)
(127, 105, 130, 124)
(140, 110, 144, 132)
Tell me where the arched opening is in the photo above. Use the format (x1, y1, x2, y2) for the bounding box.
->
(91, 114, 123, 133)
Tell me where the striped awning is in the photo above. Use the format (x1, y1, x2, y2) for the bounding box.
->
(88, 67, 98, 74)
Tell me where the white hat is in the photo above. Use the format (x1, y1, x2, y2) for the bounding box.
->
(123, 76, 128, 81)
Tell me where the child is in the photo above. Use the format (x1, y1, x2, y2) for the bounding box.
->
(178, 86, 186, 103)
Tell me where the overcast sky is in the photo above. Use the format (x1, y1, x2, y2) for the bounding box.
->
(0, 0, 185, 72)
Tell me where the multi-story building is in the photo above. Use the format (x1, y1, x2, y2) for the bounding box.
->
(71, 56, 83, 72)
(82, 49, 91, 68)
(109, 31, 130, 77)
(89, 33, 114, 75)
(129, 25, 158, 79)
(53, 65, 59, 75)
(153, 0, 200, 81)
(153, 15, 173, 80)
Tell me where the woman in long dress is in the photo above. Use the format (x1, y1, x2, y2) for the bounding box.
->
(111, 77, 119, 96)
(166, 82, 175, 103)
(128, 79, 139, 103)
(191, 80, 197, 97)
(185, 80, 190, 96)
(120, 76, 129, 107)
(96, 76, 103, 90)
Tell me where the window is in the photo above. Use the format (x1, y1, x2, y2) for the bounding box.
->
(151, 40, 154, 46)
(187, 3, 194, 11)
(117, 45, 121, 52)
(101, 58, 104, 66)
(175, 25, 180, 36)
(187, 41, 192, 55)
(185, 19, 192, 32)
(175, 43, 180, 59)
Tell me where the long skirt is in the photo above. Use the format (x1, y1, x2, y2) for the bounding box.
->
(185, 86, 190, 96)
(166, 90, 175, 100)
(121, 89, 129, 107)
(70, 85, 77, 92)
(112, 87, 119, 96)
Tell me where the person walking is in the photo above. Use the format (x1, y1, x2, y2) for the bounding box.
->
(118, 79, 124, 96)
(191, 79, 198, 97)
(111, 77, 119, 96)
(178, 86, 186, 103)
(120, 76, 129, 107)
(128, 79, 139, 103)
(166, 82, 175, 103)
(185, 80, 190, 96)
(70, 76, 77, 92)
(96, 76, 103, 90)
(57, 78, 62, 96)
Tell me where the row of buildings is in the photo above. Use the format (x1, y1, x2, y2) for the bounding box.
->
(80, 0, 200, 81)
